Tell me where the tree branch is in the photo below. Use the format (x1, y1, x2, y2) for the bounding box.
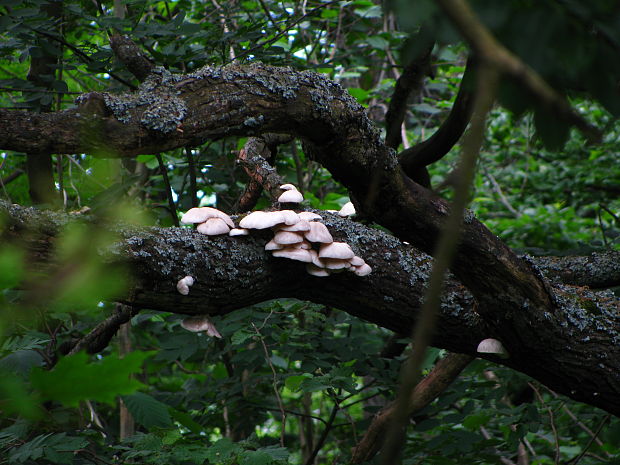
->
(384, 41, 433, 150)
(351, 353, 473, 463)
(1, 200, 619, 416)
(398, 57, 476, 187)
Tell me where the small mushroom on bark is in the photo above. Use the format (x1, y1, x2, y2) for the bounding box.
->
(181, 207, 234, 228)
(181, 315, 222, 338)
(319, 241, 355, 260)
(197, 217, 231, 235)
(477, 338, 509, 359)
(176, 276, 195, 295)
(278, 189, 304, 203)
(338, 201, 356, 217)
(239, 211, 285, 229)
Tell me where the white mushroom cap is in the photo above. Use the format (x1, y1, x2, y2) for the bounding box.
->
(278, 189, 304, 203)
(176, 276, 194, 295)
(323, 258, 351, 270)
(229, 228, 250, 236)
(353, 263, 372, 276)
(306, 263, 330, 277)
(319, 241, 355, 260)
(181, 207, 234, 228)
(265, 239, 284, 251)
(279, 183, 298, 191)
(272, 247, 313, 262)
(275, 220, 311, 232)
(309, 249, 326, 268)
(239, 211, 285, 229)
(349, 256, 365, 267)
(293, 241, 312, 250)
(279, 210, 300, 225)
(298, 211, 322, 221)
(338, 201, 356, 217)
(181, 316, 222, 338)
(197, 217, 230, 235)
(477, 338, 509, 358)
(304, 221, 333, 243)
(273, 230, 305, 245)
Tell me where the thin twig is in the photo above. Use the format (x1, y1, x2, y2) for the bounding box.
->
(566, 414, 611, 465)
(235, 0, 339, 62)
(483, 166, 520, 217)
(185, 147, 198, 208)
(155, 153, 179, 227)
(252, 322, 287, 447)
(380, 63, 499, 464)
(530, 383, 561, 464)
(304, 400, 339, 465)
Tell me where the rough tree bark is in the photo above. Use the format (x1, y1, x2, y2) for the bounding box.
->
(0, 61, 619, 415)
(1, 200, 619, 416)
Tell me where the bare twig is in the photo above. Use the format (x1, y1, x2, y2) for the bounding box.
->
(380, 62, 499, 464)
(351, 353, 473, 463)
(483, 166, 521, 217)
(304, 400, 339, 465)
(384, 39, 433, 150)
(252, 322, 287, 447)
(185, 147, 198, 208)
(68, 305, 139, 355)
(566, 414, 611, 465)
(155, 153, 179, 227)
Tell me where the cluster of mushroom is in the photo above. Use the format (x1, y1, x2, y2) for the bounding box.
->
(238, 208, 372, 277)
(179, 184, 371, 278)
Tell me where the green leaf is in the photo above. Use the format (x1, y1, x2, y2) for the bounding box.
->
(170, 409, 204, 434)
(240, 449, 273, 465)
(30, 351, 153, 406)
(270, 354, 287, 369)
(284, 374, 311, 391)
(205, 438, 242, 462)
(347, 87, 370, 104)
(300, 376, 331, 393)
(0, 247, 24, 290)
(463, 413, 490, 430)
(231, 329, 254, 345)
(9, 433, 88, 464)
(122, 392, 173, 429)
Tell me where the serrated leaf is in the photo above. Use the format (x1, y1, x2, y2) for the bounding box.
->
(300, 376, 331, 393)
(205, 438, 242, 462)
(231, 329, 253, 345)
(30, 351, 153, 406)
(284, 374, 310, 391)
(240, 449, 273, 465)
(122, 392, 172, 429)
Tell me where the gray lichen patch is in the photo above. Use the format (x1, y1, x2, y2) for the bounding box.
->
(186, 62, 301, 101)
(102, 67, 187, 133)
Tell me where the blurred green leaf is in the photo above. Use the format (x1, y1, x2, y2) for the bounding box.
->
(30, 351, 153, 406)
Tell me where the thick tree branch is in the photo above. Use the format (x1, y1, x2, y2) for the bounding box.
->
(398, 57, 476, 186)
(0, 65, 616, 416)
(1, 201, 619, 416)
(384, 42, 433, 150)
(109, 34, 155, 82)
(534, 251, 620, 289)
(234, 134, 292, 212)
(0, 64, 552, 313)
